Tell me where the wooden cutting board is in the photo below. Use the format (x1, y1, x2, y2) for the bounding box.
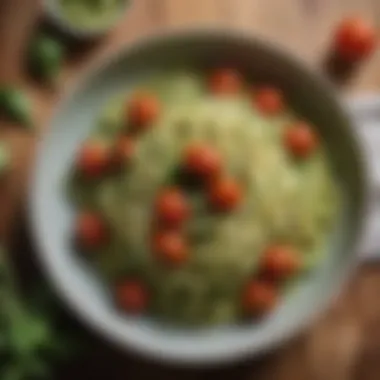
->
(1, 1, 380, 379)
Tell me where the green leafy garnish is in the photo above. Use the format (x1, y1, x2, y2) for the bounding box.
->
(0, 246, 81, 380)
(0, 87, 33, 128)
(0, 141, 10, 177)
(28, 35, 65, 83)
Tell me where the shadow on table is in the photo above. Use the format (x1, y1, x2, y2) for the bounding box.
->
(8, 208, 284, 380)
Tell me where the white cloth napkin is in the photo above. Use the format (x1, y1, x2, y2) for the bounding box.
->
(347, 95, 380, 260)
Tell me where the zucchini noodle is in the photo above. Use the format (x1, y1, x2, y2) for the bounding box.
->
(69, 71, 340, 326)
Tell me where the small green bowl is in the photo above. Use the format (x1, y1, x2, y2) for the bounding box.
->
(43, 0, 131, 39)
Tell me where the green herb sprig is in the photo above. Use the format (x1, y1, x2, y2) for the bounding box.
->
(0, 246, 81, 380)
(0, 87, 33, 129)
(28, 35, 65, 84)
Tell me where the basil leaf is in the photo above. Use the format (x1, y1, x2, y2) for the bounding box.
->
(0, 87, 33, 128)
(28, 35, 65, 82)
(0, 142, 10, 177)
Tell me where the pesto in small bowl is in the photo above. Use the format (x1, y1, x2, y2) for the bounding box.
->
(44, 0, 130, 38)
(59, 0, 126, 30)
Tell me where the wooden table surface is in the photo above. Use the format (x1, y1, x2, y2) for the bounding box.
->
(2, 1, 380, 379)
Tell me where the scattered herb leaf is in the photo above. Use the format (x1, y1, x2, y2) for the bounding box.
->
(0, 87, 33, 128)
(0, 246, 81, 379)
(0, 141, 10, 177)
(28, 35, 65, 83)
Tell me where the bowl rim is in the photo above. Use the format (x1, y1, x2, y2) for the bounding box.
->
(29, 27, 370, 366)
(42, 0, 132, 39)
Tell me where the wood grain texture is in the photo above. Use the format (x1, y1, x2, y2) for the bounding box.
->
(1, 1, 380, 379)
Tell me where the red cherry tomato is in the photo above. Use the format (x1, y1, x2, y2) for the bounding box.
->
(76, 141, 111, 178)
(242, 280, 278, 316)
(127, 92, 160, 131)
(254, 87, 285, 115)
(183, 143, 222, 180)
(112, 136, 135, 168)
(75, 212, 108, 250)
(155, 188, 190, 228)
(208, 68, 242, 95)
(115, 280, 148, 314)
(284, 121, 318, 158)
(152, 231, 188, 266)
(334, 17, 377, 61)
(261, 244, 301, 280)
(207, 177, 243, 212)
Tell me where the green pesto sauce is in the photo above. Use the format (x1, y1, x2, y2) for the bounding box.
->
(59, 0, 126, 30)
(69, 71, 341, 327)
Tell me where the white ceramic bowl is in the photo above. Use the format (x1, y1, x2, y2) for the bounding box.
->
(30, 29, 368, 366)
